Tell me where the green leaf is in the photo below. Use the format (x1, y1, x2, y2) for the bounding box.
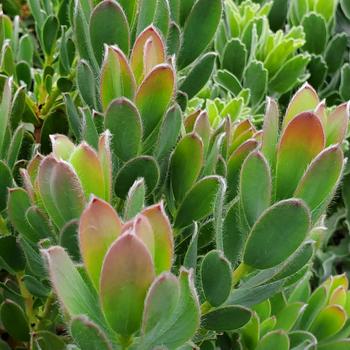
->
(201, 250, 232, 307)
(32, 331, 66, 350)
(269, 54, 310, 95)
(243, 199, 310, 269)
(261, 97, 279, 167)
(38, 156, 86, 229)
(318, 340, 350, 350)
(42, 15, 59, 56)
(222, 201, 242, 267)
(0, 236, 25, 273)
(69, 142, 106, 200)
(340, 64, 350, 101)
(299, 286, 327, 330)
(308, 55, 328, 89)
(302, 13, 327, 55)
(239, 151, 271, 228)
(256, 330, 289, 350)
(179, 52, 217, 100)
(169, 133, 203, 203)
(7, 125, 24, 169)
(115, 156, 160, 199)
(326, 102, 349, 146)
(43, 246, 106, 329)
(59, 219, 80, 262)
(215, 69, 242, 96)
(18, 34, 34, 65)
(124, 178, 146, 220)
(142, 272, 180, 336)
(325, 33, 347, 74)
(283, 83, 319, 128)
(73, 0, 99, 75)
(174, 176, 224, 229)
(141, 202, 174, 275)
(79, 197, 122, 289)
(140, 268, 200, 349)
(7, 188, 39, 242)
(155, 104, 182, 162)
(315, 0, 337, 22)
(100, 46, 136, 111)
(136, 0, 170, 37)
(227, 139, 258, 199)
(100, 233, 155, 336)
(177, 0, 222, 69)
(0, 160, 11, 212)
(184, 223, 199, 272)
(40, 110, 69, 155)
(135, 64, 175, 139)
(90, 0, 129, 65)
(70, 316, 113, 350)
(0, 78, 12, 156)
(64, 94, 82, 141)
(202, 306, 251, 331)
(309, 305, 347, 341)
(0, 300, 29, 341)
(294, 145, 343, 220)
(104, 98, 142, 161)
(275, 302, 305, 331)
(222, 38, 247, 80)
(77, 60, 98, 110)
(244, 60, 267, 107)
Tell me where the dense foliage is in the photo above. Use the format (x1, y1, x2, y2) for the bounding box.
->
(0, 0, 350, 349)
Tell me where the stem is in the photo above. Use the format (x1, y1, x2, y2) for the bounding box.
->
(232, 263, 252, 287)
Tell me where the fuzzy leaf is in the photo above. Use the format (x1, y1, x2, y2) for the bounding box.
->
(69, 142, 106, 200)
(326, 103, 349, 146)
(256, 330, 289, 350)
(42, 246, 105, 328)
(243, 199, 310, 269)
(170, 133, 203, 203)
(38, 156, 86, 229)
(104, 98, 142, 161)
(142, 202, 174, 275)
(178, 0, 222, 68)
(180, 52, 217, 100)
(90, 0, 129, 65)
(0, 160, 11, 212)
(202, 306, 251, 331)
(294, 145, 343, 218)
(115, 156, 160, 199)
(70, 316, 113, 350)
(239, 151, 271, 228)
(201, 250, 232, 307)
(261, 98, 279, 167)
(135, 64, 175, 138)
(100, 233, 155, 336)
(0, 300, 29, 342)
(276, 112, 325, 200)
(79, 197, 122, 289)
(284, 83, 320, 128)
(175, 176, 223, 229)
(140, 269, 200, 349)
(310, 305, 347, 341)
(100, 46, 136, 111)
(131, 26, 165, 84)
